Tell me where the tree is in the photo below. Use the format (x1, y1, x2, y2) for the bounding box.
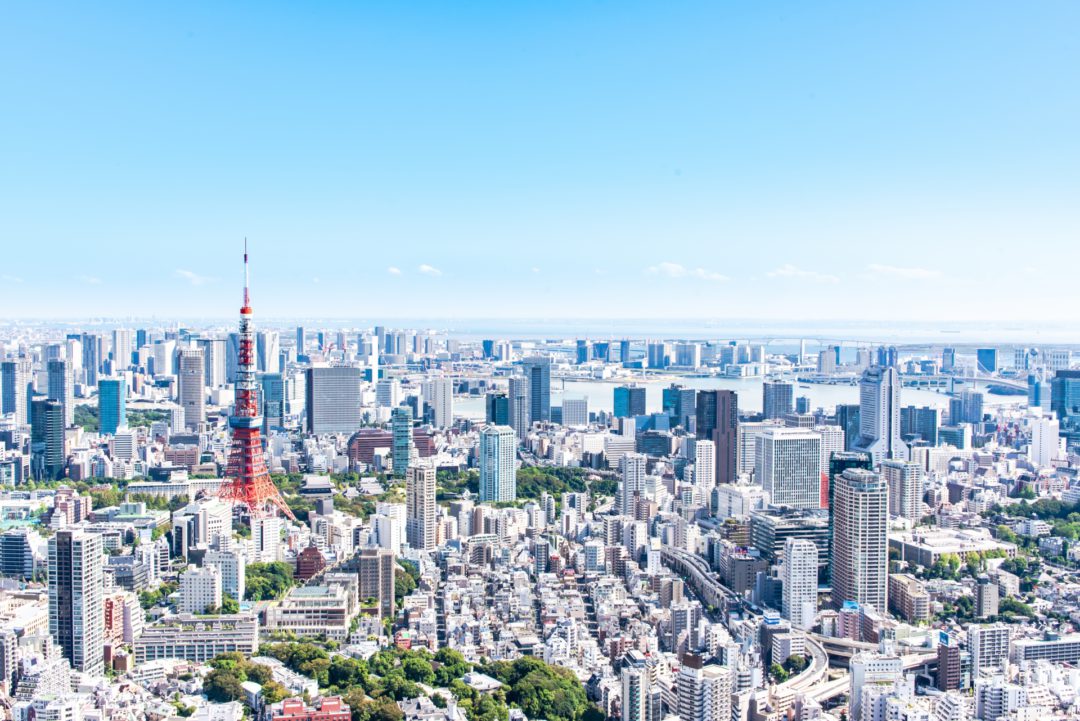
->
(220, 593, 240, 614)
(769, 663, 789, 683)
(262, 681, 290, 704)
(205, 669, 246, 702)
(401, 655, 435, 685)
(246, 562, 295, 601)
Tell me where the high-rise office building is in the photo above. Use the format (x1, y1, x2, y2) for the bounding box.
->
(900, 405, 938, 445)
(508, 375, 531, 440)
(756, 427, 821, 510)
(621, 653, 656, 721)
(882, 460, 923, 522)
(951, 390, 984, 425)
(782, 538, 818, 630)
(831, 468, 888, 611)
(696, 390, 738, 485)
(112, 329, 133, 368)
(406, 465, 437, 551)
(479, 425, 516, 503)
(256, 331, 280, 373)
(836, 404, 861, 451)
(614, 385, 647, 418)
(941, 347, 956, 371)
(976, 348, 998, 374)
(260, 373, 286, 430)
(305, 367, 362, 435)
(562, 397, 589, 427)
(762, 381, 794, 421)
(98, 378, 127, 435)
(485, 391, 510, 426)
(853, 365, 903, 463)
(179, 565, 223, 614)
(1, 359, 32, 426)
(647, 343, 669, 369)
(619, 339, 632, 364)
(391, 406, 414, 477)
(49, 530, 104, 675)
(521, 356, 551, 424)
(575, 340, 590, 365)
(47, 359, 74, 427)
(694, 440, 715, 497)
(31, 398, 65, 481)
(426, 377, 453, 429)
(82, 333, 102, 386)
(663, 384, 696, 430)
(197, 338, 227, 388)
(296, 326, 306, 356)
(176, 348, 206, 431)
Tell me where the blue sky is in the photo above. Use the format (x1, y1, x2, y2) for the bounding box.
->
(2, 1, 1079, 321)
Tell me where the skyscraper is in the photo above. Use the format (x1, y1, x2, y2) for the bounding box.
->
(881, 460, 923, 523)
(696, 390, 738, 485)
(259, 372, 286, 430)
(762, 380, 794, 420)
(355, 548, 396, 620)
(521, 356, 551, 424)
(391, 406, 414, 477)
(900, 405, 939, 445)
(82, 333, 102, 386)
(621, 653, 656, 721)
(620, 452, 647, 516)
(98, 378, 127, 435)
(31, 398, 65, 481)
(49, 530, 104, 675)
(976, 348, 998, 374)
(197, 338, 227, 388)
(485, 391, 510, 426)
(296, 326, 306, 356)
(256, 331, 280, 373)
(508, 375, 531, 440)
(1, 359, 32, 426)
(406, 465, 436, 551)
(676, 655, 732, 721)
(111, 328, 133, 369)
(305, 367, 362, 434)
(614, 385, 647, 418)
(1029, 415, 1061, 468)
(427, 377, 454, 429)
(47, 359, 74, 427)
(853, 365, 903, 463)
(694, 440, 715, 497)
(479, 425, 516, 503)
(831, 468, 888, 611)
(756, 427, 821, 510)
(176, 347, 206, 431)
(782, 538, 818, 630)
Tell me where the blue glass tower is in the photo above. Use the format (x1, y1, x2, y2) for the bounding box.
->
(98, 378, 127, 435)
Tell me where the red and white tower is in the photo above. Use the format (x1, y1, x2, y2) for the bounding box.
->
(219, 242, 296, 520)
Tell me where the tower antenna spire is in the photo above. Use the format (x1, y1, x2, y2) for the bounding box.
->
(243, 238, 251, 309)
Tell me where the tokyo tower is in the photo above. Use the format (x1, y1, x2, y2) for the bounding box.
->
(218, 242, 296, 520)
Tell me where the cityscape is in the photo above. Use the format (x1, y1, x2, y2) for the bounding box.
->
(4, 4, 1080, 721)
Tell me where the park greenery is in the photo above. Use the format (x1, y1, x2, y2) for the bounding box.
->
(245, 643, 600, 721)
(75, 403, 172, 433)
(245, 561, 296, 601)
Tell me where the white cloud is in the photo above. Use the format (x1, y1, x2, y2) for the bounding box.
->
(80, 275, 102, 285)
(866, 263, 941, 280)
(766, 264, 839, 284)
(647, 261, 728, 282)
(2, 274, 23, 284)
(418, 264, 442, 277)
(174, 269, 216, 286)
(387, 266, 402, 276)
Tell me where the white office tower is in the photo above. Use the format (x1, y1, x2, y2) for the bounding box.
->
(112, 328, 133, 369)
(376, 379, 402, 408)
(205, 547, 246, 602)
(198, 338, 227, 388)
(694, 440, 716, 497)
(1029, 415, 1060, 468)
(252, 516, 283, 562)
(153, 339, 177, 377)
(169, 404, 185, 434)
(781, 538, 818, 630)
(179, 565, 222, 614)
(968, 623, 1010, 679)
(426, 377, 454, 429)
(508, 375, 531, 440)
(676, 656, 732, 721)
(755, 427, 821, 510)
(48, 530, 104, 675)
(111, 429, 136, 462)
(479, 425, 516, 503)
(373, 513, 403, 553)
(176, 347, 206, 431)
(620, 452, 647, 515)
(882, 460, 923, 523)
(562, 397, 589, 427)
(849, 652, 903, 721)
(406, 465, 437, 551)
(831, 469, 888, 612)
(853, 365, 904, 463)
(816, 424, 845, 470)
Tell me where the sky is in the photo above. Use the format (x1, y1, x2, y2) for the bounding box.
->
(2, 1, 1079, 322)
